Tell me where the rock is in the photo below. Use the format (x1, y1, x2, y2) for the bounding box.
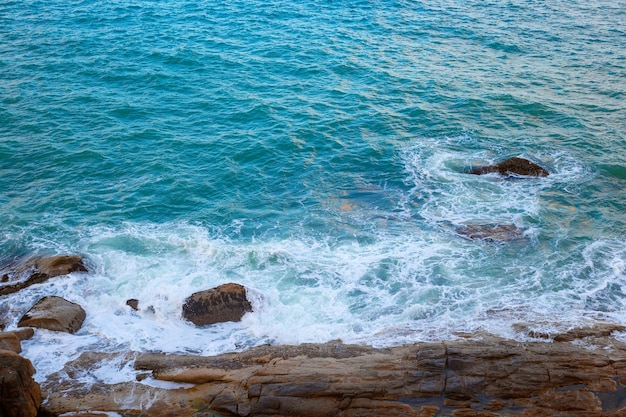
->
(34, 255, 88, 277)
(18, 296, 86, 334)
(0, 328, 35, 353)
(12, 327, 35, 341)
(182, 283, 252, 326)
(0, 350, 41, 417)
(39, 330, 626, 417)
(468, 157, 549, 177)
(0, 254, 87, 296)
(126, 299, 139, 311)
(0, 332, 22, 353)
(513, 322, 626, 342)
(456, 224, 524, 242)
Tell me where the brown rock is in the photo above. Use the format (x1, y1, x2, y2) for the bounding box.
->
(126, 299, 139, 311)
(34, 255, 87, 277)
(0, 350, 41, 417)
(182, 283, 252, 326)
(419, 406, 440, 417)
(0, 332, 22, 353)
(513, 322, 626, 342)
(468, 157, 549, 177)
(0, 254, 87, 296)
(37, 327, 626, 417)
(18, 296, 86, 334)
(0, 329, 34, 354)
(12, 327, 35, 341)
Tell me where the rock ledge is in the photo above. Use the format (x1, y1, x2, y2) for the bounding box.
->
(40, 326, 626, 417)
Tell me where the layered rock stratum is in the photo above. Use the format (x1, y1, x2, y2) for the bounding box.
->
(36, 324, 626, 417)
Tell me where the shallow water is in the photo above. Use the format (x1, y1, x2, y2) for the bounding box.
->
(1, 0, 625, 381)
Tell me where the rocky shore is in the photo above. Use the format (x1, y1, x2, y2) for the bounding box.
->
(4, 200, 626, 417)
(5, 324, 626, 417)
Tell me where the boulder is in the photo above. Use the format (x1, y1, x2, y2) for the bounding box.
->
(0, 350, 41, 417)
(0, 332, 21, 353)
(34, 255, 87, 277)
(182, 283, 252, 326)
(456, 224, 524, 242)
(11, 327, 35, 341)
(468, 157, 549, 177)
(0, 255, 87, 296)
(18, 296, 86, 334)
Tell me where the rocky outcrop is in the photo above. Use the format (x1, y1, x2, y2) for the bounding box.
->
(0, 350, 41, 417)
(0, 255, 87, 296)
(468, 157, 549, 177)
(456, 224, 524, 242)
(18, 296, 86, 334)
(39, 326, 626, 417)
(182, 283, 252, 326)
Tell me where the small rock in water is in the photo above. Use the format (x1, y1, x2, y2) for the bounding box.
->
(18, 296, 86, 334)
(182, 283, 252, 326)
(468, 157, 549, 177)
(126, 299, 140, 311)
(456, 224, 524, 242)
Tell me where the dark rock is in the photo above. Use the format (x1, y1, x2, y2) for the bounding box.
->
(182, 283, 252, 326)
(18, 296, 86, 334)
(0, 350, 41, 417)
(126, 299, 140, 311)
(456, 224, 524, 242)
(0, 255, 87, 296)
(468, 157, 549, 177)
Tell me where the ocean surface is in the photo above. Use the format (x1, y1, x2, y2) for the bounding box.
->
(1, 0, 626, 383)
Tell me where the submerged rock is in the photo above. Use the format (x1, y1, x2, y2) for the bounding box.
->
(0, 350, 41, 417)
(0, 254, 87, 296)
(18, 296, 86, 334)
(456, 223, 524, 242)
(468, 157, 549, 177)
(182, 283, 252, 326)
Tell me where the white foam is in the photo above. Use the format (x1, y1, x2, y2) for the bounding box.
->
(9, 140, 625, 385)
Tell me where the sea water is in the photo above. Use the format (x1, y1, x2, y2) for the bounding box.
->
(1, 0, 625, 383)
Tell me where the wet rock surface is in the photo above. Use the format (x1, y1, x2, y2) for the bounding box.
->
(18, 296, 86, 334)
(456, 224, 525, 242)
(0, 350, 41, 417)
(0, 255, 87, 296)
(468, 157, 549, 177)
(182, 283, 253, 326)
(0, 332, 22, 353)
(39, 326, 626, 417)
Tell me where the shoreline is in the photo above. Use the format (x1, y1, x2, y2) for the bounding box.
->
(4, 256, 626, 416)
(17, 323, 626, 417)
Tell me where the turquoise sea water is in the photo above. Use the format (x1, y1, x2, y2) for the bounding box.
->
(1, 0, 626, 379)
